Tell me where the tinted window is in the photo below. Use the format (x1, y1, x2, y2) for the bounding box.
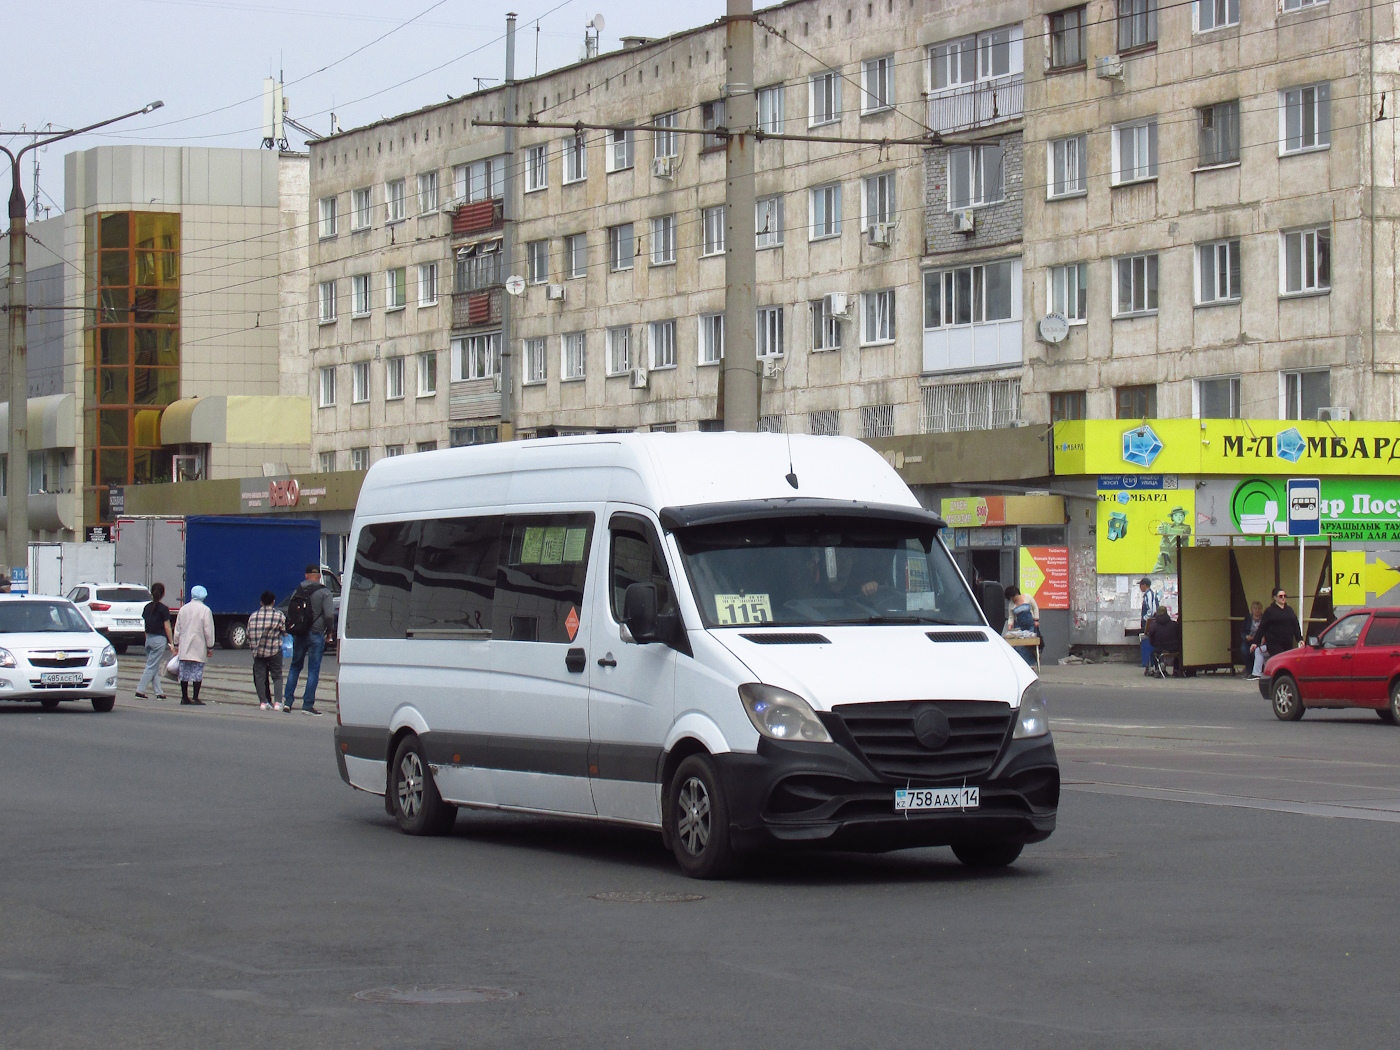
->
(1322, 613, 1367, 649)
(345, 521, 417, 638)
(97, 587, 151, 603)
(492, 513, 594, 643)
(610, 518, 676, 621)
(67, 588, 89, 603)
(408, 516, 501, 634)
(0, 601, 93, 634)
(1363, 615, 1400, 648)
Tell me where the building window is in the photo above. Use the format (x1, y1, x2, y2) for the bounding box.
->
(606, 127, 635, 172)
(350, 447, 370, 471)
(1049, 7, 1087, 68)
(921, 378, 1022, 433)
(562, 331, 586, 379)
(701, 100, 727, 150)
(810, 71, 842, 126)
(525, 144, 548, 192)
(1114, 253, 1159, 315)
(1198, 101, 1240, 167)
(1282, 0, 1323, 9)
(757, 306, 784, 359)
(606, 326, 633, 375)
(608, 224, 635, 271)
(318, 196, 337, 238)
(809, 410, 840, 436)
(757, 86, 785, 133)
(417, 352, 436, 396)
(1195, 0, 1239, 31)
(564, 233, 586, 278)
(351, 274, 371, 317)
(756, 195, 784, 248)
(862, 56, 894, 112)
(452, 333, 501, 380)
(416, 441, 437, 453)
(1195, 376, 1241, 418)
(1116, 384, 1157, 418)
(455, 242, 502, 292)
(449, 425, 499, 447)
(351, 187, 372, 230)
(652, 111, 679, 159)
(384, 445, 404, 458)
(1117, 0, 1157, 52)
(1112, 120, 1158, 184)
(527, 240, 549, 284)
(455, 157, 505, 201)
(386, 267, 406, 309)
(758, 414, 785, 434)
(702, 206, 726, 256)
(924, 261, 1016, 327)
(861, 405, 896, 439)
(386, 357, 405, 400)
(1049, 262, 1088, 322)
(811, 298, 843, 351)
(810, 183, 842, 239)
(385, 179, 405, 222)
(1046, 135, 1087, 198)
(1281, 227, 1331, 295)
(949, 143, 1004, 209)
(351, 361, 370, 404)
(563, 133, 587, 183)
(318, 366, 336, 407)
(1050, 390, 1087, 421)
(650, 215, 677, 265)
(649, 320, 676, 369)
(861, 290, 896, 345)
(417, 171, 438, 214)
(525, 337, 547, 384)
(319, 450, 336, 472)
(699, 313, 724, 364)
(417, 263, 438, 306)
(1197, 240, 1241, 304)
(1282, 369, 1330, 419)
(863, 172, 895, 228)
(318, 280, 336, 323)
(1281, 84, 1331, 154)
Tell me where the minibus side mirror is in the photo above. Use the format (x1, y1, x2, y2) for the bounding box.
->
(623, 583, 659, 643)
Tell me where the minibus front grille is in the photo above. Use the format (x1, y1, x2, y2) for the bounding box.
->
(740, 633, 831, 645)
(831, 700, 1013, 781)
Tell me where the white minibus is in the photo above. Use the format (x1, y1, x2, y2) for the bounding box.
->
(333, 434, 1057, 877)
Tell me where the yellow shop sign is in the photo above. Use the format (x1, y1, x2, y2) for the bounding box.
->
(1053, 419, 1400, 477)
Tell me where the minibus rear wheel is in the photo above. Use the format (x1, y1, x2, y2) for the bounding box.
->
(667, 754, 735, 879)
(390, 735, 457, 836)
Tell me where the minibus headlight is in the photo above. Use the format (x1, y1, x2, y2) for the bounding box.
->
(1013, 686, 1050, 739)
(100, 645, 118, 667)
(738, 683, 833, 744)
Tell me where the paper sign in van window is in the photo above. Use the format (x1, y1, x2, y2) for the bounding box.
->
(563, 528, 589, 563)
(714, 594, 773, 625)
(519, 527, 546, 564)
(540, 527, 568, 565)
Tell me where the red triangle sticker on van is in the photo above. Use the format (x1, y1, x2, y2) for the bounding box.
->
(565, 606, 580, 641)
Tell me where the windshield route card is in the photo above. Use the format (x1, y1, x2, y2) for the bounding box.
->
(714, 594, 773, 625)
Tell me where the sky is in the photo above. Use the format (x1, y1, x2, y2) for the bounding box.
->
(6, 0, 725, 216)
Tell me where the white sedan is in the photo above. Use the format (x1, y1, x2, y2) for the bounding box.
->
(0, 596, 120, 712)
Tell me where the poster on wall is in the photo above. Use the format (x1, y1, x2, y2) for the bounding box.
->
(1020, 547, 1069, 609)
(1096, 488, 1196, 575)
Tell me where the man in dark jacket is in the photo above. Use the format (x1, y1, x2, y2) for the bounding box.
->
(283, 565, 335, 715)
(1251, 587, 1303, 668)
(1146, 607, 1182, 675)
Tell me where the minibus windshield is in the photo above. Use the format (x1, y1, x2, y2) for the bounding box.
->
(674, 516, 983, 628)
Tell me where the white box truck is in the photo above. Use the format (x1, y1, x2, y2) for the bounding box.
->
(28, 542, 118, 597)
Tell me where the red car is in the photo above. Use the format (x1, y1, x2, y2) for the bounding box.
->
(1260, 607, 1400, 723)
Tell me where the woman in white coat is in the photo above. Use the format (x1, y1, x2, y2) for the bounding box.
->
(172, 584, 216, 706)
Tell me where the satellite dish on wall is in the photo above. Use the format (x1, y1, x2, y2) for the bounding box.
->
(590, 13, 606, 31)
(1038, 313, 1069, 344)
(505, 275, 526, 296)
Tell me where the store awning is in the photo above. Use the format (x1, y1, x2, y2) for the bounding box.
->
(0, 393, 75, 453)
(160, 396, 311, 446)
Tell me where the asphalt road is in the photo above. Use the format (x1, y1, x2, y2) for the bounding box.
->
(3, 679, 1399, 1048)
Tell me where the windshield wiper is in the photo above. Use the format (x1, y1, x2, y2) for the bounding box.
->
(823, 613, 969, 626)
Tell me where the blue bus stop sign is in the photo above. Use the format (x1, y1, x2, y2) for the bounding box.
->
(1286, 479, 1321, 537)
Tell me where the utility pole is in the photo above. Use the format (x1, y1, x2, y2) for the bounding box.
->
(722, 0, 758, 432)
(499, 12, 518, 441)
(1, 102, 162, 585)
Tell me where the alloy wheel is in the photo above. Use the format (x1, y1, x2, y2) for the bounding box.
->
(676, 776, 711, 856)
(398, 752, 424, 819)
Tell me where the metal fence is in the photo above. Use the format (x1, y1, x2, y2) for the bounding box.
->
(921, 378, 1021, 434)
(926, 75, 1024, 134)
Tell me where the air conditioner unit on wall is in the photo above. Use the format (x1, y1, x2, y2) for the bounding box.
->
(866, 222, 894, 246)
(762, 358, 781, 379)
(827, 292, 851, 318)
(629, 367, 649, 390)
(545, 283, 566, 301)
(1096, 55, 1124, 81)
(1317, 406, 1352, 421)
(651, 156, 676, 178)
(951, 209, 975, 234)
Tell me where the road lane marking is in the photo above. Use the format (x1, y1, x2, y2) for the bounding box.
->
(1065, 782, 1400, 823)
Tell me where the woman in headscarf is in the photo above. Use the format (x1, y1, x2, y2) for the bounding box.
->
(172, 585, 216, 705)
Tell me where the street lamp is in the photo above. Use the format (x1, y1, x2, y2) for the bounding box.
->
(1, 101, 162, 585)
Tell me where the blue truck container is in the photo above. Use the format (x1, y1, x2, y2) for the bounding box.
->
(185, 516, 321, 648)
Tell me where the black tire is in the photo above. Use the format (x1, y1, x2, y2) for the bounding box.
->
(222, 620, 248, 650)
(1377, 709, 1396, 724)
(39, 698, 60, 711)
(114, 644, 129, 655)
(1384, 681, 1400, 724)
(1271, 675, 1305, 721)
(389, 735, 456, 836)
(666, 754, 736, 879)
(952, 840, 1024, 869)
(91, 696, 115, 713)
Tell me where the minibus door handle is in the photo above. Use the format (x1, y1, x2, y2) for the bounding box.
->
(597, 653, 617, 668)
(565, 648, 587, 673)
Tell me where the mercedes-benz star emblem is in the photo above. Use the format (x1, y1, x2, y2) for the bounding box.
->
(913, 707, 952, 751)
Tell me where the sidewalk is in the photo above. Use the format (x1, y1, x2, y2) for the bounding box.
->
(115, 654, 339, 712)
(1037, 659, 1257, 691)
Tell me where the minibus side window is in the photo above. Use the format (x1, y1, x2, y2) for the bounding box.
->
(345, 521, 418, 638)
(609, 519, 676, 621)
(408, 515, 502, 635)
(492, 513, 594, 643)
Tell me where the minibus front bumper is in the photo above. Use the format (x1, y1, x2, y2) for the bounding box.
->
(714, 732, 1058, 854)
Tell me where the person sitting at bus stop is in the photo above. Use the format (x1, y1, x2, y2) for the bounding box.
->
(1146, 607, 1182, 677)
(1242, 601, 1265, 680)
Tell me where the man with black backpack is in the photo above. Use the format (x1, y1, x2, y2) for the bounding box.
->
(283, 564, 334, 715)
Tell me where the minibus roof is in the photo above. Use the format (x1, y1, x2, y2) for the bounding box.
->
(353, 433, 927, 523)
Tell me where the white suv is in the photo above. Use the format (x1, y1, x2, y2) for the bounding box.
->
(67, 583, 152, 654)
(0, 595, 119, 711)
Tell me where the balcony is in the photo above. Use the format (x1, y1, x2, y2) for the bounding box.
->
(452, 288, 502, 330)
(927, 74, 1024, 134)
(451, 199, 504, 237)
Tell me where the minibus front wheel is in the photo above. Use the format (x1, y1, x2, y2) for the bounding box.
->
(390, 735, 457, 836)
(666, 754, 736, 879)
